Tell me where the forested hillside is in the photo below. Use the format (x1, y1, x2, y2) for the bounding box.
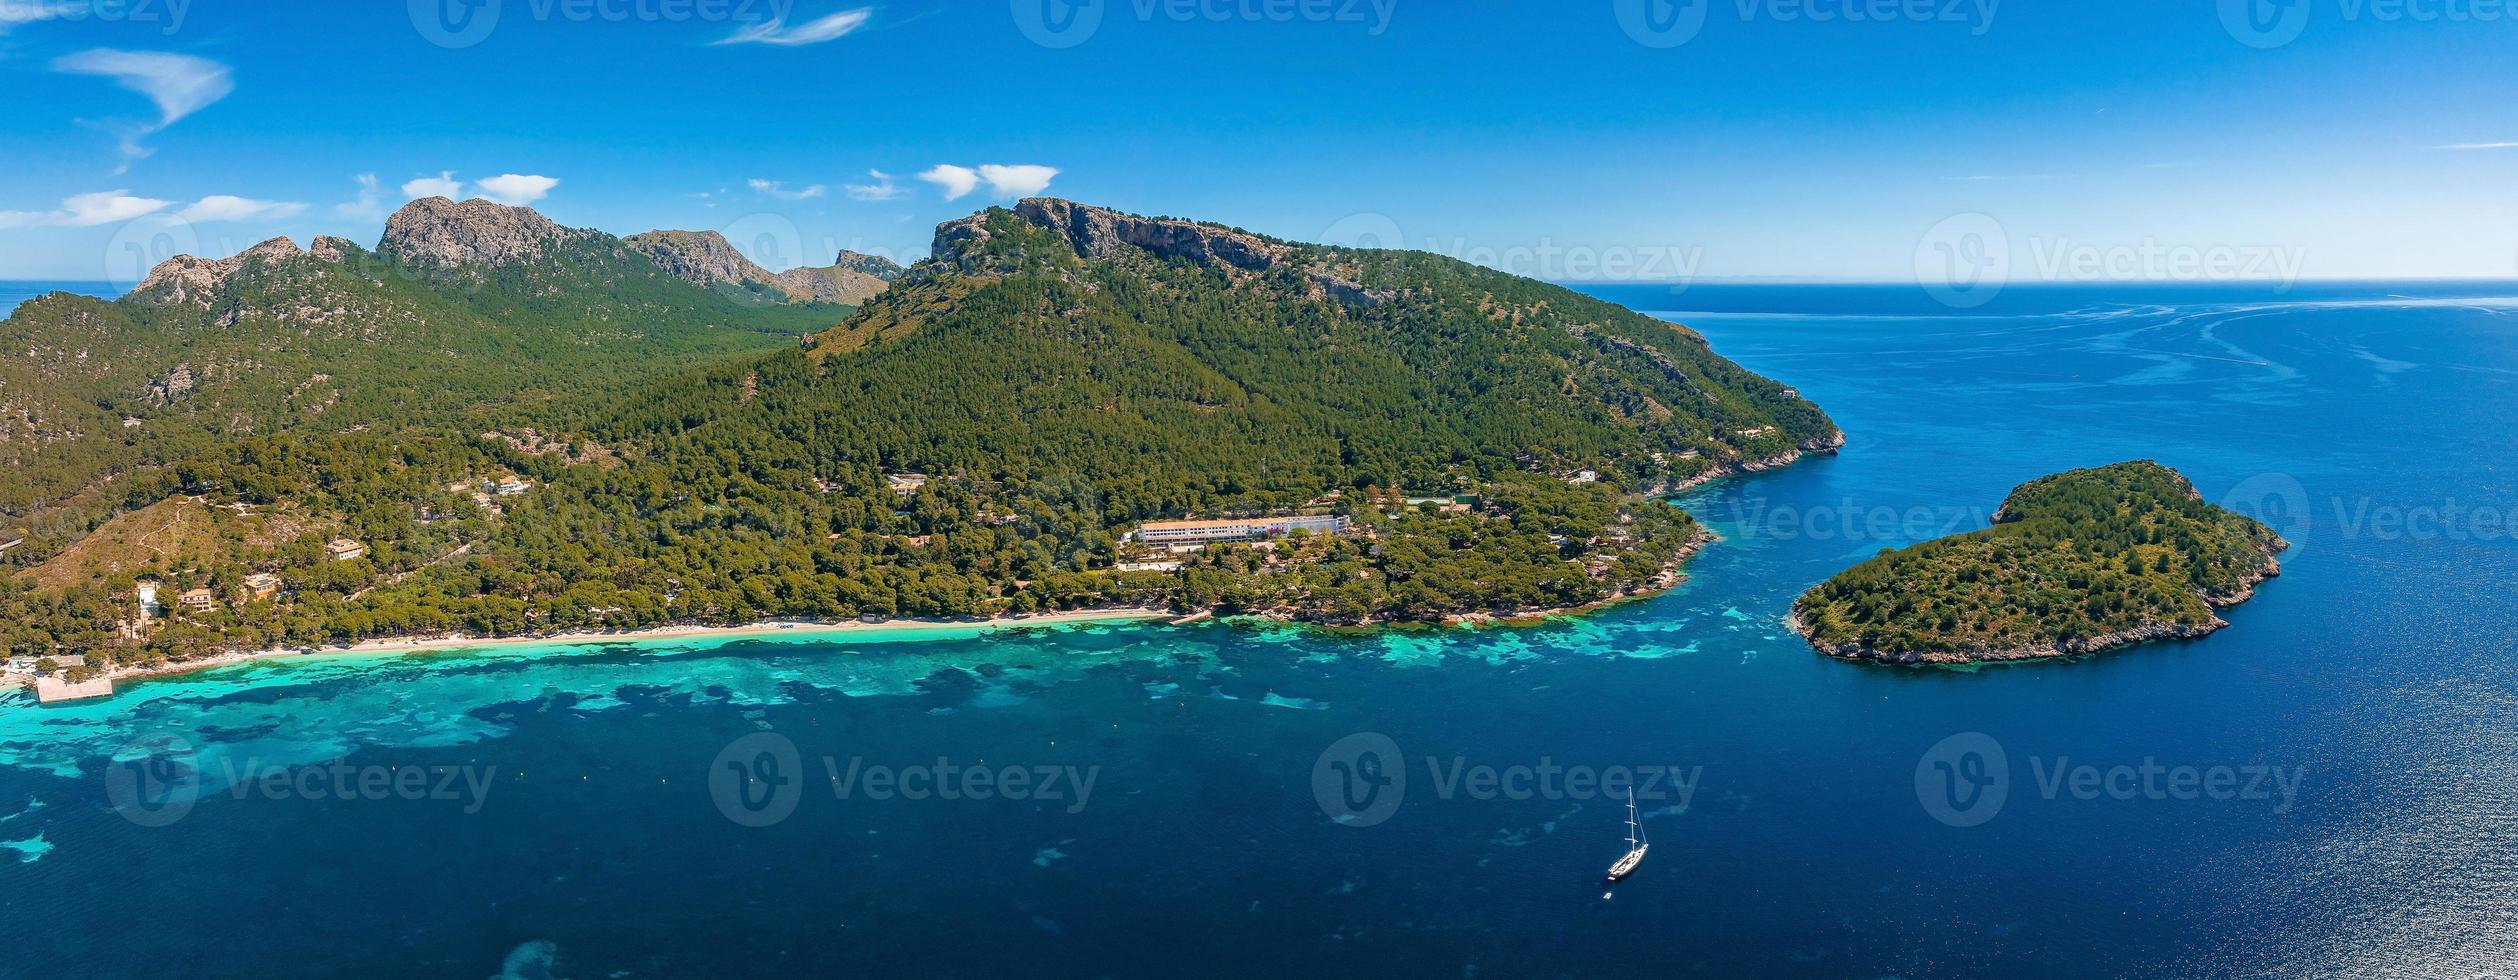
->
(2, 199, 1840, 672)
(0, 199, 848, 527)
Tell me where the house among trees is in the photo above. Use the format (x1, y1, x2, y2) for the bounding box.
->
(327, 539, 369, 561)
(243, 573, 284, 601)
(178, 588, 218, 614)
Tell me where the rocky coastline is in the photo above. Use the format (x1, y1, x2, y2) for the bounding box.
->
(1792, 552, 2285, 666)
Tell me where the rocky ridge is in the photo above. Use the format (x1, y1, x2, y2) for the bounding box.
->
(624, 230, 788, 294)
(376, 196, 600, 269)
(928, 198, 1394, 307)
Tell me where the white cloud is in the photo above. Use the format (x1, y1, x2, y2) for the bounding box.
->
(922, 163, 1062, 200)
(846, 169, 900, 202)
(402, 171, 464, 200)
(718, 7, 872, 46)
(749, 178, 828, 201)
(978, 164, 1060, 198)
(918, 165, 981, 201)
(475, 173, 559, 205)
(0, 190, 172, 228)
(0, 2, 77, 30)
(177, 195, 309, 222)
(2434, 142, 2518, 150)
(335, 173, 384, 219)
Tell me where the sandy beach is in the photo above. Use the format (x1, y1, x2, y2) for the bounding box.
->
(94, 607, 1174, 689)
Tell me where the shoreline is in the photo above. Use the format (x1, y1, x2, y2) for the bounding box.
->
(54, 444, 1842, 701)
(95, 607, 1174, 689)
(1788, 558, 2285, 666)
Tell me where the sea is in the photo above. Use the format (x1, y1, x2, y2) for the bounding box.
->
(0, 281, 117, 315)
(3, 281, 2514, 978)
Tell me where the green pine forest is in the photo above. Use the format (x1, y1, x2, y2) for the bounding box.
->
(1792, 461, 2287, 662)
(0, 200, 1841, 674)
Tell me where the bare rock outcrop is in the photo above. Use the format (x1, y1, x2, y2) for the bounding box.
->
(377, 197, 596, 269)
(130, 237, 304, 308)
(624, 230, 787, 293)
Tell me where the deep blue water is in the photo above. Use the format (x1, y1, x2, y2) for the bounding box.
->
(5, 282, 2516, 978)
(0, 281, 117, 317)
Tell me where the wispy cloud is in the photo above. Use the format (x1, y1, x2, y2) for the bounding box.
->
(176, 195, 309, 222)
(2433, 142, 2518, 150)
(749, 178, 827, 201)
(919, 164, 1062, 201)
(0, 190, 172, 228)
(403, 171, 464, 200)
(846, 169, 899, 202)
(335, 173, 385, 220)
(718, 7, 872, 46)
(52, 50, 234, 168)
(475, 174, 560, 205)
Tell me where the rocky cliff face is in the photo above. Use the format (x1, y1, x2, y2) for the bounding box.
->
(935, 198, 1290, 271)
(928, 198, 1392, 307)
(376, 197, 597, 269)
(832, 250, 906, 282)
(624, 230, 786, 293)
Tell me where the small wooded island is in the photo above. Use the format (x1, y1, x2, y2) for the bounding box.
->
(1791, 461, 2286, 665)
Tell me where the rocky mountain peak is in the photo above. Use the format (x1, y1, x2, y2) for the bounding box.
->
(376, 197, 594, 268)
(310, 235, 358, 262)
(623, 229, 782, 292)
(131, 237, 305, 308)
(926, 199, 1392, 308)
(933, 198, 1292, 273)
(832, 249, 907, 282)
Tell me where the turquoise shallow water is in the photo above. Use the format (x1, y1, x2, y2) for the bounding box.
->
(5, 282, 2516, 978)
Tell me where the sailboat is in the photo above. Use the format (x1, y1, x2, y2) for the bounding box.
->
(1605, 788, 1648, 883)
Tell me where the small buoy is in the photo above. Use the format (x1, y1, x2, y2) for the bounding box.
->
(1602, 892, 1613, 901)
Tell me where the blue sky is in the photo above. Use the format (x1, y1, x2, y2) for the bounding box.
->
(0, 0, 2512, 284)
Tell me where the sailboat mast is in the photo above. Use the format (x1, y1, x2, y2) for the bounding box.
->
(1625, 788, 1640, 847)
